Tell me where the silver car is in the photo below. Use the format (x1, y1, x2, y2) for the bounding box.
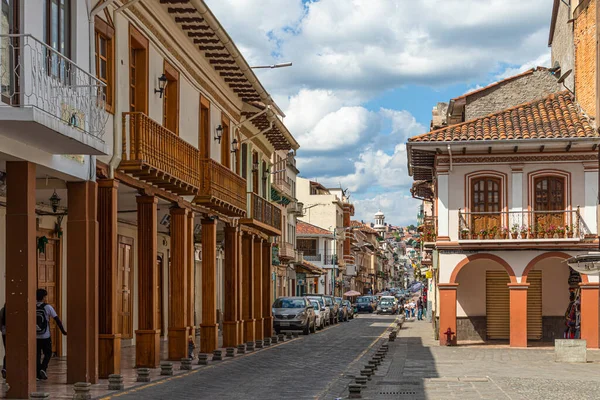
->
(272, 296, 316, 335)
(306, 295, 331, 327)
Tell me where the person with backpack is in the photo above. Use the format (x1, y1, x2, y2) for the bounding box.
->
(36, 289, 66, 380)
(0, 303, 6, 379)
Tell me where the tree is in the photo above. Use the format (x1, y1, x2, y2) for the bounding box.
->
(407, 224, 416, 231)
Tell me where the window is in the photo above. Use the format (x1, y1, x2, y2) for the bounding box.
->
(129, 25, 148, 113)
(162, 61, 179, 134)
(241, 143, 248, 179)
(297, 239, 317, 256)
(220, 115, 230, 167)
(252, 151, 259, 194)
(471, 177, 501, 234)
(534, 176, 565, 228)
(199, 96, 210, 158)
(261, 161, 267, 197)
(45, 0, 70, 58)
(1, 0, 18, 104)
(95, 16, 114, 112)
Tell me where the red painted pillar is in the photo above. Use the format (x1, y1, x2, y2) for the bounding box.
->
(580, 283, 599, 348)
(508, 283, 529, 348)
(438, 283, 458, 346)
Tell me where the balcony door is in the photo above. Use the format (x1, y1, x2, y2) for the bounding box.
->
(1, 0, 19, 104)
(471, 177, 501, 235)
(534, 176, 565, 229)
(129, 25, 148, 114)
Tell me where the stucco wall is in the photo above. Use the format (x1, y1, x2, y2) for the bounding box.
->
(530, 257, 571, 316)
(574, 0, 597, 118)
(550, 0, 575, 91)
(455, 259, 507, 317)
(465, 70, 561, 121)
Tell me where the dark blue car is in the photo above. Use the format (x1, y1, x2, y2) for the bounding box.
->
(356, 296, 375, 313)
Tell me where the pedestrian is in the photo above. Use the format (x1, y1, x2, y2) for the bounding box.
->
(417, 297, 424, 321)
(188, 335, 196, 359)
(36, 289, 67, 380)
(0, 303, 5, 379)
(404, 302, 410, 319)
(410, 300, 416, 318)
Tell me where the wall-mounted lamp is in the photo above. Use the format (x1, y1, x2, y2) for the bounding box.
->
(252, 160, 259, 172)
(154, 74, 168, 98)
(231, 138, 239, 153)
(214, 125, 223, 143)
(50, 190, 61, 213)
(262, 166, 270, 181)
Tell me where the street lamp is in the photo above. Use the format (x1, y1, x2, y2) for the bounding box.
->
(250, 62, 292, 69)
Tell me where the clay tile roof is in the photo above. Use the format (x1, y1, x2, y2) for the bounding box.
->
(296, 221, 332, 236)
(350, 220, 378, 234)
(300, 260, 325, 275)
(408, 91, 597, 143)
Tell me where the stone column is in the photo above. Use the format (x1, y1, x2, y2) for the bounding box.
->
(223, 225, 239, 347)
(168, 207, 188, 360)
(67, 181, 99, 384)
(508, 283, 529, 348)
(135, 196, 160, 368)
(438, 283, 458, 346)
(253, 237, 264, 340)
(5, 161, 37, 398)
(262, 241, 273, 337)
(237, 230, 244, 344)
(98, 179, 121, 378)
(187, 212, 195, 338)
(580, 282, 599, 348)
(200, 218, 218, 353)
(242, 232, 255, 342)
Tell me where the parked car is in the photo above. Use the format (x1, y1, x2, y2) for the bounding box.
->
(272, 297, 316, 335)
(309, 299, 326, 330)
(306, 295, 331, 326)
(356, 296, 375, 313)
(343, 300, 355, 319)
(323, 295, 339, 324)
(377, 298, 398, 315)
(335, 297, 349, 322)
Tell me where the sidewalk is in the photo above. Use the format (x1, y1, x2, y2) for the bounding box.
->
(358, 318, 600, 400)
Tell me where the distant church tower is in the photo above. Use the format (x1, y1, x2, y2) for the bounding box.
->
(374, 210, 386, 238)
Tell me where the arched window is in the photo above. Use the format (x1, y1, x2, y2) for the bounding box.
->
(534, 176, 565, 228)
(471, 177, 501, 234)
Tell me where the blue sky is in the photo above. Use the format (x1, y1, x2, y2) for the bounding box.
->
(206, 0, 554, 226)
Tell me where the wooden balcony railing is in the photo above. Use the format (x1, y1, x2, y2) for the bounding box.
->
(242, 192, 282, 235)
(457, 208, 590, 240)
(278, 242, 295, 260)
(273, 177, 292, 197)
(196, 158, 247, 217)
(120, 112, 247, 216)
(121, 112, 201, 195)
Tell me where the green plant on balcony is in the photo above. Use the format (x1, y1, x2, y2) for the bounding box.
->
(488, 225, 498, 239)
(477, 229, 487, 240)
(565, 224, 574, 238)
(510, 224, 520, 239)
(460, 227, 470, 240)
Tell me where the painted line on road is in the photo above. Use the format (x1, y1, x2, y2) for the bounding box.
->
(314, 317, 397, 400)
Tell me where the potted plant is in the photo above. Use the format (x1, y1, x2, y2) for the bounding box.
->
(555, 226, 565, 239)
(520, 225, 529, 239)
(546, 225, 556, 239)
(488, 225, 498, 239)
(566, 224, 574, 238)
(510, 224, 519, 239)
(477, 229, 487, 240)
(460, 228, 470, 240)
(500, 226, 509, 239)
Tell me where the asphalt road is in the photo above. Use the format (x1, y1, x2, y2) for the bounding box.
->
(114, 314, 396, 400)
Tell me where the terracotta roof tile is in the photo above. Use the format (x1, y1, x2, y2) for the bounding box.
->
(408, 92, 597, 143)
(296, 221, 332, 236)
(350, 220, 378, 234)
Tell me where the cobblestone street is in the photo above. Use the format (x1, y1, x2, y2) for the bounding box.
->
(109, 315, 600, 400)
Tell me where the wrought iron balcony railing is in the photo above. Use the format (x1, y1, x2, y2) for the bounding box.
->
(457, 208, 590, 240)
(0, 34, 107, 139)
(303, 254, 322, 262)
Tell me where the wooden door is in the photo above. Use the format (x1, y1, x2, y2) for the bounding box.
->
(37, 234, 60, 355)
(157, 255, 164, 336)
(471, 177, 501, 235)
(117, 236, 134, 339)
(534, 177, 565, 230)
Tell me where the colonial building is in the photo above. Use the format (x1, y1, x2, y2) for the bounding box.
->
(0, 0, 299, 397)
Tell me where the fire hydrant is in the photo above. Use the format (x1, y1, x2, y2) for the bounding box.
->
(443, 328, 455, 346)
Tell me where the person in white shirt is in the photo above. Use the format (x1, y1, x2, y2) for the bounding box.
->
(36, 289, 67, 380)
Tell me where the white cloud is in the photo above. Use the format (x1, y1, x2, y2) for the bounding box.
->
(353, 191, 421, 227)
(495, 52, 552, 80)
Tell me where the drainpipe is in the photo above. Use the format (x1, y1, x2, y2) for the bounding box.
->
(447, 145, 453, 172)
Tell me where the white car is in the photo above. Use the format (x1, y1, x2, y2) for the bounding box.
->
(310, 299, 326, 330)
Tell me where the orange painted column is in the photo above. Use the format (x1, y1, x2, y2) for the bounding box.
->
(579, 282, 599, 348)
(262, 241, 273, 337)
(508, 283, 529, 348)
(223, 225, 239, 348)
(438, 283, 458, 346)
(242, 233, 255, 343)
(253, 237, 264, 341)
(200, 218, 219, 353)
(5, 161, 37, 398)
(135, 195, 160, 368)
(168, 207, 188, 360)
(98, 179, 121, 378)
(67, 181, 99, 383)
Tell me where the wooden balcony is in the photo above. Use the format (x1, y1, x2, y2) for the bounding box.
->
(457, 208, 591, 242)
(278, 242, 295, 261)
(120, 112, 201, 195)
(195, 158, 247, 217)
(240, 192, 282, 236)
(120, 112, 247, 216)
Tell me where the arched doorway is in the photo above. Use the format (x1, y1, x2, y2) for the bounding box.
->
(523, 253, 587, 342)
